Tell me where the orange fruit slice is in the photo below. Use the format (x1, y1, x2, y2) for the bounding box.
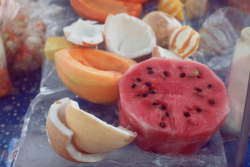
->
(55, 46, 136, 104)
(70, 0, 142, 23)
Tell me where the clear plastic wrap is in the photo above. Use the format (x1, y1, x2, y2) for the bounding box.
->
(6, 0, 250, 166)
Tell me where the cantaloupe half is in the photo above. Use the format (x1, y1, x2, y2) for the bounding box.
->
(55, 46, 136, 104)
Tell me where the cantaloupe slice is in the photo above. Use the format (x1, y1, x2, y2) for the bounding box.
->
(46, 98, 107, 162)
(55, 46, 136, 104)
(66, 99, 137, 153)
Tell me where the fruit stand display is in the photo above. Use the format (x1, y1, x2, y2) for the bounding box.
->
(0, 0, 250, 167)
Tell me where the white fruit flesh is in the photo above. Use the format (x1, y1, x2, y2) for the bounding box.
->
(104, 13, 156, 59)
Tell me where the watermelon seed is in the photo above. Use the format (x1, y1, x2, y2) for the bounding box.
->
(196, 108, 202, 113)
(145, 82, 151, 87)
(160, 105, 167, 110)
(131, 83, 137, 88)
(166, 112, 170, 117)
(180, 73, 186, 78)
(148, 70, 154, 75)
(136, 78, 142, 82)
(208, 99, 215, 105)
(159, 122, 166, 127)
(142, 93, 148, 97)
(152, 101, 158, 106)
(195, 88, 202, 92)
(146, 67, 153, 70)
(163, 71, 169, 77)
(184, 112, 190, 117)
(207, 84, 212, 89)
(149, 89, 156, 94)
(197, 75, 201, 79)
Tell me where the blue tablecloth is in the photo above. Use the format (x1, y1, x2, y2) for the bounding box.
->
(0, 69, 41, 167)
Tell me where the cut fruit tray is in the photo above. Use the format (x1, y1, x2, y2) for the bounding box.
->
(12, 0, 250, 167)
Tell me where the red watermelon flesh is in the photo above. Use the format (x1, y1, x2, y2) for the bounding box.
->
(118, 58, 230, 154)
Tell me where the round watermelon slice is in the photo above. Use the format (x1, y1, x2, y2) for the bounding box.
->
(118, 58, 230, 154)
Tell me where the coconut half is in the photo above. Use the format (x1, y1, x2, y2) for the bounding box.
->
(152, 46, 181, 59)
(153, 46, 191, 60)
(63, 19, 104, 47)
(104, 13, 156, 59)
(142, 11, 182, 48)
(66, 99, 137, 154)
(46, 98, 107, 163)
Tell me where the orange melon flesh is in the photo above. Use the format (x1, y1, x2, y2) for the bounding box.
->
(55, 46, 136, 104)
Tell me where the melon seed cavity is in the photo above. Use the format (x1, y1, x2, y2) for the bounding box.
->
(208, 99, 215, 105)
(145, 82, 151, 87)
(180, 73, 186, 78)
(131, 83, 137, 88)
(149, 88, 156, 94)
(148, 71, 154, 74)
(160, 105, 167, 110)
(152, 101, 158, 106)
(195, 88, 202, 92)
(196, 108, 202, 113)
(165, 112, 170, 117)
(146, 67, 153, 70)
(159, 122, 166, 127)
(136, 78, 142, 82)
(163, 71, 169, 77)
(146, 67, 154, 74)
(184, 112, 190, 117)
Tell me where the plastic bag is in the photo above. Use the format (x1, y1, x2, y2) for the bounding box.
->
(0, 0, 46, 78)
(0, 34, 12, 97)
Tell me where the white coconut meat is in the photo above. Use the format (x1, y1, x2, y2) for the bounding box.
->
(152, 46, 191, 60)
(152, 46, 182, 59)
(104, 14, 156, 59)
(63, 19, 104, 47)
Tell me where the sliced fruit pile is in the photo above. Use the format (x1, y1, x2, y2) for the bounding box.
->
(44, 3, 230, 163)
(46, 98, 137, 162)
